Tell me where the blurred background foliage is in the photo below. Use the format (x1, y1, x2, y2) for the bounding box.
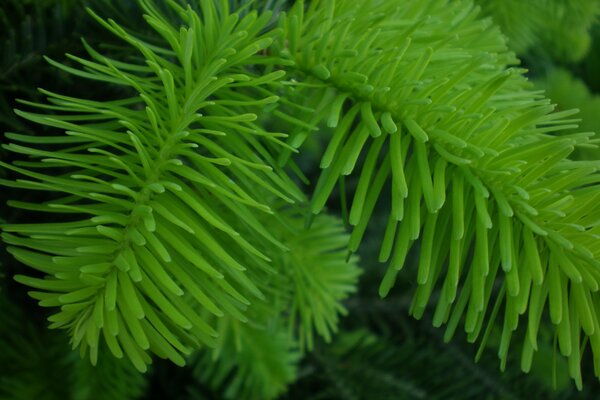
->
(0, 0, 599, 399)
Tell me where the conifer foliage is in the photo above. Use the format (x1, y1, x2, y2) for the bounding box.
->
(1, 0, 599, 398)
(272, 0, 600, 388)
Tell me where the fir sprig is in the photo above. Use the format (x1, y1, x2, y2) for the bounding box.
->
(192, 209, 359, 400)
(1, 0, 304, 371)
(2, 0, 600, 394)
(271, 0, 600, 387)
(0, 280, 146, 400)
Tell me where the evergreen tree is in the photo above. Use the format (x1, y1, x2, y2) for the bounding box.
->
(1, 0, 599, 398)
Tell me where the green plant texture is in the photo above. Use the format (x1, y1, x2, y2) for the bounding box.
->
(536, 68, 600, 141)
(477, 0, 600, 62)
(1, 0, 599, 399)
